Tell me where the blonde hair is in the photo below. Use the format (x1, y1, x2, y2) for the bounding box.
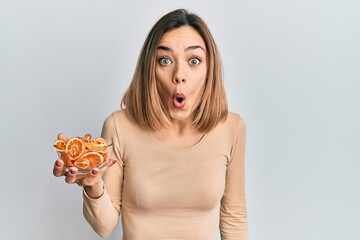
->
(121, 9, 228, 132)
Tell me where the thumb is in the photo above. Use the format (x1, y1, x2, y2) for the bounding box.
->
(57, 133, 69, 141)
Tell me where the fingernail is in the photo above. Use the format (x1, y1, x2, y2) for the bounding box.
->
(112, 160, 117, 164)
(92, 169, 98, 175)
(55, 160, 62, 167)
(70, 169, 76, 174)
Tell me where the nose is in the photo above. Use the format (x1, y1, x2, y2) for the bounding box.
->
(173, 62, 186, 84)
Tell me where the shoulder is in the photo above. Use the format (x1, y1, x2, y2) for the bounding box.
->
(222, 112, 246, 143)
(103, 109, 132, 127)
(208, 112, 246, 145)
(223, 112, 246, 133)
(103, 109, 145, 138)
(108, 109, 127, 121)
(102, 110, 127, 135)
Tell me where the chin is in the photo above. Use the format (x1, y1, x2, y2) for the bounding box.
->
(169, 110, 191, 122)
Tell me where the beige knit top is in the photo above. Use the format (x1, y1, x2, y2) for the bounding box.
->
(83, 110, 248, 240)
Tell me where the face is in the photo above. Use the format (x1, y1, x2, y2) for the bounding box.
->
(155, 26, 207, 124)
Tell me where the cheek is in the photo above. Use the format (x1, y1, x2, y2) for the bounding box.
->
(155, 74, 171, 99)
(194, 71, 207, 91)
(155, 68, 170, 85)
(197, 65, 207, 84)
(193, 72, 207, 100)
(189, 79, 206, 104)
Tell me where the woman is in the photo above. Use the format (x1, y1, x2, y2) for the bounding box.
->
(53, 9, 248, 240)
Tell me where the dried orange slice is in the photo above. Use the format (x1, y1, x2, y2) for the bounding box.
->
(54, 133, 110, 170)
(65, 137, 85, 160)
(53, 140, 66, 151)
(82, 133, 92, 142)
(73, 158, 90, 169)
(101, 151, 109, 160)
(85, 137, 108, 153)
(61, 152, 74, 167)
(82, 152, 104, 167)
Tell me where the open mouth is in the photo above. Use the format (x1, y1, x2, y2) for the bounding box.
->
(173, 93, 186, 108)
(176, 97, 184, 103)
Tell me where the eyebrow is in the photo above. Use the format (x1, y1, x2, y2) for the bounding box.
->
(157, 45, 205, 52)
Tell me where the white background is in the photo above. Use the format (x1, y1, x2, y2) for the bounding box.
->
(1, 0, 359, 239)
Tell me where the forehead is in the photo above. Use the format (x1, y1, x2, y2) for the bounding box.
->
(158, 26, 206, 49)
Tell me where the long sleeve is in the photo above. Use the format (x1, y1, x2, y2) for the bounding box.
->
(82, 113, 124, 237)
(220, 116, 248, 240)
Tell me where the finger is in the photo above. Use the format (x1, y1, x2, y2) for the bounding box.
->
(57, 133, 68, 141)
(65, 167, 78, 184)
(90, 167, 100, 177)
(99, 159, 118, 173)
(53, 159, 67, 177)
(107, 159, 119, 167)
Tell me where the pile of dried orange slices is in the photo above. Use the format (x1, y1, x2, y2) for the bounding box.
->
(54, 134, 110, 170)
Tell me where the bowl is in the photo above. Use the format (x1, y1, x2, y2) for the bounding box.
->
(54, 136, 113, 175)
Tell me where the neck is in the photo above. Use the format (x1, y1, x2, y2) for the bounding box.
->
(168, 121, 194, 135)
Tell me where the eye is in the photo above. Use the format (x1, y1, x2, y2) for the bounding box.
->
(189, 58, 201, 66)
(159, 57, 172, 66)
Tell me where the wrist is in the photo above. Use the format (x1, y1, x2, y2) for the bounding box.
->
(84, 181, 104, 199)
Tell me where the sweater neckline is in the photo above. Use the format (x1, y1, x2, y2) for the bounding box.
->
(147, 131, 208, 151)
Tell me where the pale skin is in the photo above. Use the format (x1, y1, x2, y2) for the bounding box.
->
(53, 25, 208, 197)
(154, 26, 207, 147)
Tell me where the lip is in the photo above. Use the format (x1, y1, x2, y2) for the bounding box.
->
(173, 93, 186, 109)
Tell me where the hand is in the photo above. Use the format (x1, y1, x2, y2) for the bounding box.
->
(52, 133, 118, 198)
